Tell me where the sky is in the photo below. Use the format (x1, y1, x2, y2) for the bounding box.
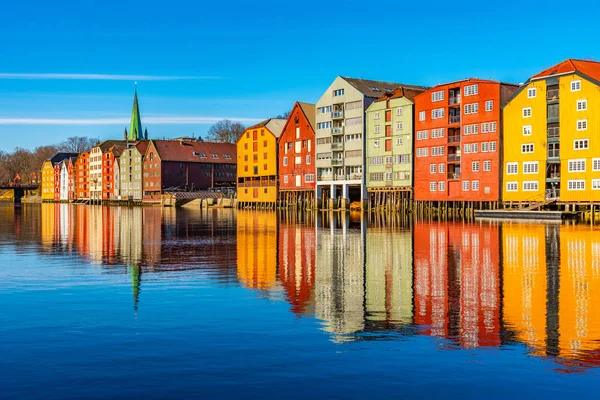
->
(1, 0, 599, 151)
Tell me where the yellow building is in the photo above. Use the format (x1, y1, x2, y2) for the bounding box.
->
(41, 161, 55, 200)
(236, 118, 286, 206)
(503, 59, 600, 203)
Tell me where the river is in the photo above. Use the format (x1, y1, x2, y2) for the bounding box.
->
(1, 204, 599, 398)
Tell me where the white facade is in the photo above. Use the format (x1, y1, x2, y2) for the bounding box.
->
(89, 146, 103, 200)
(59, 161, 69, 201)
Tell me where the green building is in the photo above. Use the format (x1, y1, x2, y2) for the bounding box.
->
(365, 87, 426, 201)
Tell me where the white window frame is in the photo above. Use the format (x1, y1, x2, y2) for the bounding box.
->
(577, 99, 587, 111)
(430, 164, 437, 174)
(472, 180, 480, 191)
(419, 111, 426, 121)
(462, 180, 470, 191)
(592, 179, 600, 190)
(506, 162, 518, 175)
(430, 182, 437, 192)
(521, 143, 534, 154)
(483, 160, 491, 172)
(506, 182, 518, 192)
(568, 159, 586, 172)
(593, 158, 600, 172)
(464, 84, 478, 96)
(523, 125, 532, 136)
(432, 90, 445, 102)
(577, 119, 587, 131)
(523, 161, 539, 174)
(574, 139, 589, 150)
(485, 100, 493, 112)
(522, 107, 532, 118)
(527, 88, 537, 98)
(571, 80, 581, 92)
(472, 161, 480, 172)
(523, 181, 538, 192)
(568, 180, 585, 191)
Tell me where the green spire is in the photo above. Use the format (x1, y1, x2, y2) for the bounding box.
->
(128, 86, 143, 141)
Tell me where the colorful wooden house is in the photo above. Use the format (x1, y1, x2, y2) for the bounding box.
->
(75, 151, 90, 200)
(502, 59, 600, 204)
(120, 140, 148, 201)
(236, 118, 286, 207)
(277, 102, 316, 206)
(41, 152, 78, 201)
(414, 79, 518, 203)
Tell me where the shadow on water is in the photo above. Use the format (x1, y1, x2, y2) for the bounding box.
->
(2, 204, 600, 373)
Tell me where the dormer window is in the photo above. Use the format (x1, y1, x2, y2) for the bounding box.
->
(224, 154, 232, 159)
(198, 153, 206, 158)
(211, 153, 218, 158)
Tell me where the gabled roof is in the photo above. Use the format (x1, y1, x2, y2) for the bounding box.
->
(531, 58, 600, 82)
(373, 86, 429, 104)
(129, 89, 143, 141)
(247, 118, 287, 138)
(343, 77, 429, 99)
(149, 140, 236, 164)
(47, 152, 79, 165)
(95, 140, 127, 152)
(108, 143, 127, 157)
(298, 102, 316, 131)
(134, 140, 149, 155)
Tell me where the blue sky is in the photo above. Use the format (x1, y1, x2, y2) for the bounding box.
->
(1, 0, 599, 151)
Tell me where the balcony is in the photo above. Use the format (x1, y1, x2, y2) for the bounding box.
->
(332, 127, 344, 135)
(331, 111, 344, 119)
(318, 174, 332, 181)
(448, 154, 461, 162)
(546, 188, 560, 200)
(448, 136, 460, 143)
(332, 142, 344, 151)
(350, 173, 362, 180)
(547, 89, 559, 101)
(547, 126, 560, 139)
(334, 174, 346, 181)
(449, 115, 461, 124)
(331, 159, 343, 166)
(448, 172, 461, 180)
(548, 150, 560, 159)
(449, 96, 461, 105)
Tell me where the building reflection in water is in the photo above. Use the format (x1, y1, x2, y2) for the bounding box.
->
(8, 203, 600, 371)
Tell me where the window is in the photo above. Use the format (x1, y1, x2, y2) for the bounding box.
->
(419, 111, 426, 121)
(523, 181, 538, 191)
(374, 112, 380, 120)
(432, 90, 445, 102)
(527, 88, 537, 98)
(577, 100, 587, 111)
(522, 107, 532, 118)
(489, 141, 497, 152)
(396, 137, 402, 145)
(568, 159, 586, 172)
(464, 103, 479, 114)
(283, 176, 289, 184)
(507, 163, 518, 175)
(577, 119, 587, 131)
(374, 125, 381, 134)
(283, 157, 288, 166)
(472, 161, 480, 172)
(593, 158, 600, 171)
(432, 108, 445, 119)
(574, 139, 589, 150)
(430, 164, 437, 174)
(523, 125, 532, 136)
(439, 163, 445, 173)
(485, 100, 493, 111)
(481, 122, 497, 133)
(462, 181, 470, 191)
(306, 155, 311, 164)
(374, 140, 380, 148)
(416, 130, 429, 140)
(523, 161, 538, 174)
(472, 180, 480, 191)
(472, 143, 478, 153)
(430, 182, 437, 191)
(568, 180, 585, 190)
(464, 124, 479, 135)
(396, 107, 403, 116)
(464, 143, 471, 154)
(483, 160, 491, 171)
(305, 174, 315, 183)
(522, 143, 534, 153)
(571, 80, 581, 92)
(438, 181, 445, 191)
(593, 179, 600, 190)
(333, 88, 345, 96)
(431, 128, 445, 138)
(464, 84, 478, 96)
(506, 182, 518, 192)
(396, 122, 403, 131)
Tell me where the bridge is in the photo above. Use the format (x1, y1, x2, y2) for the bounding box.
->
(0, 184, 39, 203)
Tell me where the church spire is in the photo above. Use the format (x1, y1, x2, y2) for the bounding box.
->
(128, 84, 143, 141)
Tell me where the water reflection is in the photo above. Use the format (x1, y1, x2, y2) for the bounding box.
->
(2, 204, 600, 372)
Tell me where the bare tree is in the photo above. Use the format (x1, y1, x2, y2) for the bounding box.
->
(58, 136, 98, 153)
(274, 110, 291, 119)
(206, 119, 246, 143)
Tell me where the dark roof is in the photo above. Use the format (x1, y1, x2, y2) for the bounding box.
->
(109, 143, 127, 157)
(134, 140, 149, 155)
(96, 140, 127, 152)
(150, 140, 236, 163)
(48, 152, 79, 165)
(343, 77, 429, 99)
(373, 86, 429, 104)
(298, 102, 316, 131)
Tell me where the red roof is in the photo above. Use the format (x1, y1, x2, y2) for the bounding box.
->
(531, 59, 600, 82)
(150, 140, 236, 164)
(134, 140, 149, 155)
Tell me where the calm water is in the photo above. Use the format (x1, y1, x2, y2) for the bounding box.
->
(1, 204, 600, 399)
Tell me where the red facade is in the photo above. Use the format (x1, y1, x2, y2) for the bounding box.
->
(414, 79, 518, 201)
(53, 164, 61, 200)
(278, 102, 316, 191)
(143, 140, 237, 202)
(67, 158, 76, 200)
(75, 152, 90, 200)
(101, 145, 125, 201)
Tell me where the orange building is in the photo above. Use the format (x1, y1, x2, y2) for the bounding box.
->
(277, 102, 316, 203)
(413, 221, 501, 348)
(75, 151, 90, 200)
(53, 163, 61, 201)
(102, 144, 126, 201)
(414, 79, 518, 202)
(66, 157, 76, 200)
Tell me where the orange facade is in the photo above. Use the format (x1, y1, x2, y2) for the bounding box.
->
(75, 152, 90, 199)
(102, 148, 118, 200)
(413, 221, 501, 348)
(414, 79, 518, 201)
(277, 102, 316, 192)
(53, 164, 61, 200)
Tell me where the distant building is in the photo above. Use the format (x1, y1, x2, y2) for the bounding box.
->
(120, 140, 149, 201)
(41, 152, 78, 201)
(277, 102, 316, 202)
(75, 151, 90, 200)
(89, 140, 127, 201)
(142, 140, 237, 202)
(315, 76, 427, 207)
(236, 119, 286, 206)
(103, 143, 126, 200)
(414, 79, 518, 202)
(58, 157, 76, 201)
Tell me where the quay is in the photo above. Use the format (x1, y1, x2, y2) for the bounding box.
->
(475, 209, 578, 221)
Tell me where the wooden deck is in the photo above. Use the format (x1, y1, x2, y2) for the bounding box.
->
(475, 209, 578, 221)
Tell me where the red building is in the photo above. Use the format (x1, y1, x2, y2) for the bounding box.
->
(102, 144, 126, 201)
(66, 157, 76, 200)
(414, 79, 518, 202)
(75, 151, 90, 200)
(277, 102, 316, 203)
(53, 163, 61, 201)
(143, 140, 237, 202)
(413, 221, 501, 348)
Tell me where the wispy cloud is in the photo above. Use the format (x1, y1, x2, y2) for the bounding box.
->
(0, 116, 261, 125)
(0, 73, 219, 81)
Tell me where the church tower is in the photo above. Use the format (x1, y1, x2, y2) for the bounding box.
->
(128, 87, 144, 141)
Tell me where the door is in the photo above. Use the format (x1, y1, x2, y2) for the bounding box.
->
(295, 175, 301, 187)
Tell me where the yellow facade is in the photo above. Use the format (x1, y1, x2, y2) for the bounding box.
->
(503, 70, 600, 203)
(41, 161, 55, 200)
(236, 211, 277, 290)
(236, 123, 279, 203)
